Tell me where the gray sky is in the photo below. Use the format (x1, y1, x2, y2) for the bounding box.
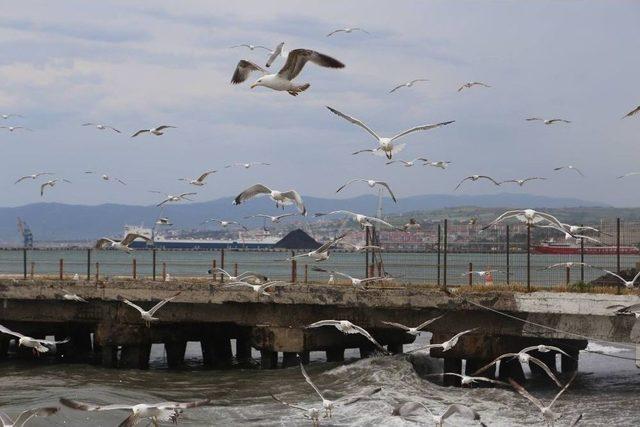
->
(1, 1, 639, 207)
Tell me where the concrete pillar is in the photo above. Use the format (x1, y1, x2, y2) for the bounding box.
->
(298, 351, 310, 365)
(561, 350, 579, 373)
(326, 348, 345, 362)
(388, 343, 403, 354)
(282, 352, 298, 368)
(202, 335, 233, 368)
(101, 345, 118, 368)
(443, 358, 463, 387)
(235, 335, 252, 363)
(260, 350, 278, 369)
(359, 345, 375, 359)
(59, 330, 93, 362)
(0, 337, 9, 359)
(498, 358, 526, 384)
(119, 344, 151, 370)
(165, 341, 187, 369)
(466, 359, 495, 379)
(529, 351, 557, 379)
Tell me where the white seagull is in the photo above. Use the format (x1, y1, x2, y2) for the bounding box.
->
(131, 125, 176, 137)
(601, 270, 640, 289)
(482, 209, 566, 230)
(178, 170, 216, 186)
(553, 165, 584, 176)
(231, 48, 344, 96)
(342, 243, 384, 252)
(95, 232, 151, 253)
(423, 404, 486, 427)
(306, 320, 387, 353)
(245, 213, 296, 223)
(223, 280, 287, 297)
(617, 172, 640, 179)
(425, 160, 451, 169)
(508, 372, 577, 426)
(0, 324, 68, 355)
(265, 42, 289, 68)
(608, 303, 640, 318)
(233, 184, 306, 215)
(314, 210, 398, 229)
(210, 268, 267, 283)
(82, 123, 121, 133)
(203, 218, 248, 230)
(14, 172, 53, 184)
(118, 292, 181, 327)
(457, 81, 491, 92)
(500, 177, 547, 186)
(156, 217, 172, 226)
(381, 315, 444, 336)
(225, 162, 270, 169)
(385, 157, 430, 167)
(60, 397, 210, 427)
(0, 407, 59, 427)
(151, 192, 197, 207)
(389, 79, 429, 93)
(409, 329, 477, 354)
(0, 126, 31, 132)
(0, 113, 23, 119)
(471, 349, 564, 387)
(454, 175, 501, 190)
(526, 117, 571, 125)
(428, 372, 509, 387)
(326, 27, 370, 37)
(85, 172, 126, 185)
(622, 105, 640, 119)
(328, 106, 454, 159)
(271, 394, 322, 426)
(462, 270, 503, 277)
(230, 43, 271, 51)
(312, 267, 390, 290)
(336, 179, 397, 202)
(541, 262, 594, 271)
(40, 179, 71, 196)
(290, 234, 347, 262)
(61, 288, 88, 303)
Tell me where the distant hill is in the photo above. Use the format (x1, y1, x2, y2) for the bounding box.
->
(0, 192, 614, 243)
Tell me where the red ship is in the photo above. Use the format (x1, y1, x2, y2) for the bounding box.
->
(533, 240, 640, 255)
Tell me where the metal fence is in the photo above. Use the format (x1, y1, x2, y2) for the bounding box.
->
(0, 218, 638, 289)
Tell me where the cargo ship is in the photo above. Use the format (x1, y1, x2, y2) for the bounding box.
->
(533, 240, 639, 255)
(124, 225, 281, 250)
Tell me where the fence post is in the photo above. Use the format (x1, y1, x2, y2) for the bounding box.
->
(211, 259, 216, 281)
(526, 223, 531, 292)
(616, 218, 621, 294)
(291, 251, 297, 283)
(86, 248, 91, 281)
(162, 262, 167, 281)
(304, 264, 308, 285)
(437, 224, 441, 287)
(378, 261, 382, 277)
(30, 262, 35, 279)
(580, 226, 585, 283)
(506, 225, 510, 285)
(365, 228, 370, 279)
(565, 266, 570, 286)
(59, 259, 64, 280)
(468, 263, 473, 286)
(22, 248, 27, 280)
(95, 262, 99, 283)
(132, 258, 137, 280)
(152, 249, 157, 281)
(442, 219, 448, 290)
(234, 263, 238, 277)
(220, 249, 225, 284)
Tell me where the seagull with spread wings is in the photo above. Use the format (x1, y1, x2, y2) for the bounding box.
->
(60, 288, 88, 303)
(381, 315, 444, 336)
(385, 157, 430, 167)
(389, 79, 429, 93)
(290, 234, 347, 262)
(230, 43, 271, 51)
(131, 125, 176, 137)
(0, 113, 23, 120)
(553, 165, 584, 176)
(231, 48, 344, 96)
(314, 210, 398, 229)
(225, 162, 270, 169)
(500, 177, 547, 186)
(306, 320, 388, 354)
(245, 213, 296, 223)
(150, 191, 197, 207)
(409, 329, 477, 354)
(203, 218, 248, 230)
(0, 407, 59, 427)
(82, 122, 121, 133)
(0, 126, 31, 132)
(95, 232, 151, 253)
(526, 117, 571, 125)
(327, 106, 454, 160)
(117, 292, 181, 327)
(326, 27, 370, 37)
(342, 243, 384, 252)
(14, 172, 53, 184)
(85, 172, 126, 185)
(622, 105, 640, 119)
(60, 397, 210, 427)
(178, 170, 216, 186)
(617, 172, 640, 179)
(313, 267, 390, 290)
(462, 269, 503, 277)
(265, 42, 289, 67)
(454, 175, 501, 190)
(233, 184, 306, 215)
(601, 269, 640, 288)
(425, 160, 451, 169)
(0, 324, 68, 355)
(508, 372, 577, 426)
(541, 262, 595, 271)
(457, 81, 491, 92)
(210, 268, 267, 283)
(426, 372, 509, 387)
(40, 179, 71, 196)
(471, 348, 565, 387)
(482, 209, 566, 231)
(271, 394, 322, 426)
(223, 280, 288, 297)
(336, 179, 397, 202)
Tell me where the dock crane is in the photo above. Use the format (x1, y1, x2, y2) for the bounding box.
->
(16, 217, 33, 248)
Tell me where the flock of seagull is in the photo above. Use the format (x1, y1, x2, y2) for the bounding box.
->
(1, 21, 640, 427)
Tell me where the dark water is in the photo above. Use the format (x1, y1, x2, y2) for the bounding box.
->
(1, 337, 638, 426)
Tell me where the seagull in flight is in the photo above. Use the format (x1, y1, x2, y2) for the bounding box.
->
(313, 267, 391, 290)
(617, 172, 640, 179)
(508, 372, 577, 426)
(326, 27, 370, 37)
(526, 117, 571, 125)
(178, 170, 216, 186)
(156, 217, 172, 226)
(82, 123, 121, 133)
(60, 288, 88, 303)
(457, 81, 491, 92)
(0, 407, 59, 426)
(454, 175, 501, 190)
(290, 234, 347, 262)
(327, 106, 454, 159)
(85, 172, 126, 185)
(385, 157, 429, 167)
(427, 372, 509, 387)
(462, 270, 503, 277)
(233, 184, 306, 215)
(14, 172, 53, 184)
(381, 315, 444, 336)
(0, 126, 31, 132)
(500, 177, 547, 186)
(541, 262, 595, 271)
(409, 329, 477, 354)
(230, 43, 271, 51)
(131, 125, 176, 137)
(225, 162, 270, 169)
(423, 404, 487, 427)
(40, 179, 71, 196)
(482, 209, 566, 230)
(307, 320, 388, 353)
(245, 213, 296, 223)
(203, 218, 248, 230)
(150, 191, 197, 207)
(472, 348, 565, 387)
(0, 113, 23, 119)
(271, 394, 322, 426)
(607, 303, 640, 318)
(60, 397, 210, 427)
(314, 210, 398, 229)
(425, 160, 451, 169)
(210, 268, 267, 283)
(0, 324, 68, 355)
(601, 270, 640, 288)
(265, 42, 289, 67)
(336, 179, 397, 202)
(342, 243, 383, 252)
(389, 79, 429, 93)
(96, 232, 151, 253)
(622, 105, 640, 119)
(223, 280, 287, 297)
(231, 48, 344, 96)
(117, 292, 181, 327)
(554, 165, 584, 176)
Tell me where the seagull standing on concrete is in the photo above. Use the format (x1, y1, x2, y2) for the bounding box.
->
(95, 232, 151, 253)
(14, 172, 54, 184)
(508, 372, 577, 426)
(82, 123, 121, 133)
(233, 184, 306, 215)
(60, 397, 210, 427)
(381, 315, 444, 336)
(336, 179, 397, 202)
(326, 27, 370, 37)
(40, 179, 71, 196)
(409, 329, 477, 354)
(117, 292, 181, 327)
(306, 320, 388, 353)
(315, 210, 398, 229)
(457, 81, 491, 92)
(327, 106, 454, 160)
(231, 48, 344, 96)
(290, 234, 347, 262)
(0, 407, 60, 426)
(0, 324, 68, 355)
(313, 267, 390, 290)
(131, 125, 176, 137)
(454, 175, 501, 190)
(389, 79, 429, 93)
(178, 170, 216, 186)
(526, 117, 571, 125)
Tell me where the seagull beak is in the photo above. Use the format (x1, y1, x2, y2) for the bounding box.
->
(250, 83, 258, 89)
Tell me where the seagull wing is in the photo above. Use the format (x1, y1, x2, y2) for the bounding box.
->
(0, 411, 12, 426)
(415, 314, 445, 331)
(0, 324, 25, 339)
(454, 176, 473, 190)
(280, 190, 306, 215)
(266, 42, 284, 67)
(233, 184, 272, 205)
(14, 176, 30, 184)
(155, 399, 211, 409)
(374, 181, 397, 202)
(59, 398, 133, 412)
(390, 121, 454, 141)
(522, 345, 571, 357)
(326, 107, 380, 141)
(478, 175, 501, 186)
(527, 355, 563, 387)
(623, 105, 640, 119)
(196, 170, 217, 182)
(307, 320, 340, 329)
(441, 404, 482, 423)
(271, 394, 309, 412)
(508, 379, 546, 412)
(526, 118, 543, 121)
(131, 129, 149, 137)
(95, 238, 115, 249)
(470, 353, 515, 376)
(351, 324, 386, 350)
(155, 125, 176, 131)
(120, 233, 151, 247)
(334, 386, 382, 406)
(367, 216, 396, 228)
(147, 292, 181, 316)
(388, 84, 405, 93)
(231, 60, 266, 84)
(277, 49, 344, 81)
(316, 233, 347, 253)
(381, 321, 411, 331)
(352, 148, 376, 155)
(118, 297, 148, 315)
(300, 362, 326, 401)
(326, 29, 345, 37)
(107, 126, 121, 133)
